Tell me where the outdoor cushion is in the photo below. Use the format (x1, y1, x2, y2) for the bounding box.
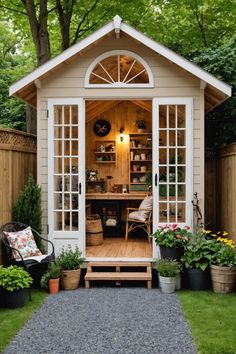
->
(138, 195, 153, 219)
(128, 210, 147, 222)
(16, 254, 49, 263)
(4, 226, 42, 260)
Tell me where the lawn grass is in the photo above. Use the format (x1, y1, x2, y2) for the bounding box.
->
(178, 291, 236, 354)
(0, 289, 47, 353)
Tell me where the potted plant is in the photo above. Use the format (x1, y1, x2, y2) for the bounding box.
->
(181, 233, 214, 290)
(57, 245, 85, 290)
(0, 265, 32, 308)
(136, 119, 146, 133)
(156, 258, 181, 293)
(40, 262, 61, 294)
(152, 224, 191, 261)
(209, 235, 236, 293)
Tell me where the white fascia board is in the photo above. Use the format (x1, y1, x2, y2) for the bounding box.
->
(9, 21, 114, 96)
(121, 23, 232, 97)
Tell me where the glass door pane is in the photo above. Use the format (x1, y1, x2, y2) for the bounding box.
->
(158, 104, 186, 223)
(153, 98, 192, 233)
(53, 105, 80, 231)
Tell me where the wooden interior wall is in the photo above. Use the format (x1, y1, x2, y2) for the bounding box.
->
(205, 144, 236, 243)
(86, 100, 152, 189)
(0, 129, 37, 264)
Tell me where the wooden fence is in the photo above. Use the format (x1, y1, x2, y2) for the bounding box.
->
(0, 128, 37, 263)
(205, 143, 236, 243)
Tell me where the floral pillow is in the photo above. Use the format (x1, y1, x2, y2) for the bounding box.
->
(4, 226, 42, 260)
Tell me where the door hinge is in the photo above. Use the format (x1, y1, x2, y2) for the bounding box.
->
(47, 110, 49, 118)
(47, 224, 49, 234)
(79, 182, 82, 195)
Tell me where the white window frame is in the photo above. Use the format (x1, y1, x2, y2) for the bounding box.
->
(84, 50, 154, 88)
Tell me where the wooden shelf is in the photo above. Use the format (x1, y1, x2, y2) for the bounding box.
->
(95, 151, 116, 154)
(96, 161, 116, 164)
(130, 147, 152, 150)
(95, 140, 116, 163)
(130, 159, 152, 162)
(129, 133, 152, 192)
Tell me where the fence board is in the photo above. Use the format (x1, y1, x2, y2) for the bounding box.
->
(205, 143, 236, 243)
(0, 128, 36, 264)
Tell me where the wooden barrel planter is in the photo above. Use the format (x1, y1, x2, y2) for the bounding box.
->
(86, 214, 103, 246)
(210, 265, 236, 293)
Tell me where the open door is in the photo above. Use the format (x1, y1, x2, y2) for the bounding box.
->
(152, 98, 193, 258)
(48, 99, 85, 255)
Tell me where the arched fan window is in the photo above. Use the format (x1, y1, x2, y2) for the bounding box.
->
(85, 50, 153, 88)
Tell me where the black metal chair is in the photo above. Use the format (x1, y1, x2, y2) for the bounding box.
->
(0, 222, 55, 297)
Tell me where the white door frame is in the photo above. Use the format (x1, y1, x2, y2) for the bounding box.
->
(48, 98, 85, 255)
(152, 97, 193, 258)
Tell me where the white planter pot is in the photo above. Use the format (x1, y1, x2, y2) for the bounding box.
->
(159, 275, 176, 293)
(175, 274, 181, 290)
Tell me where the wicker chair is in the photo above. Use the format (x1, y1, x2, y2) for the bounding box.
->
(0, 222, 55, 295)
(125, 196, 152, 243)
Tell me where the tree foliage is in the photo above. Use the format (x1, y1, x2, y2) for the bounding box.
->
(0, 0, 235, 147)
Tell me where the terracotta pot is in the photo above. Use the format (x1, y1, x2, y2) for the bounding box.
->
(210, 265, 236, 294)
(49, 278, 60, 294)
(61, 269, 81, 290)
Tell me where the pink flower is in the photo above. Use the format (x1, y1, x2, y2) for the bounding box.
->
(185, 225, 190, 230)
(175, 234, 181, 239)
(172, 224, 178, 229)
(169, 227, 174, 232)
(184, 236, 188, 241)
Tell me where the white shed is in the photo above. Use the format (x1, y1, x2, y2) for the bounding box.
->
(10, 16, 231, 261)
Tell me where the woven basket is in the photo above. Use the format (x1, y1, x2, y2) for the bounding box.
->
(61, 269, 81, 290)
(86, 214, 103, 246)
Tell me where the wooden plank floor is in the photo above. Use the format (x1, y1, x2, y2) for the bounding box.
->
(86, 237, 152, 258)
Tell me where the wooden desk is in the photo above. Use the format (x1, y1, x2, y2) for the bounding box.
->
(86, 192, 148, 200)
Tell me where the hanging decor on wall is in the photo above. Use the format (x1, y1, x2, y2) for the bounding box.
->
(93, 119, 111, 136)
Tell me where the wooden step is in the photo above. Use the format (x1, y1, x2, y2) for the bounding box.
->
(85, 261, 152, 289)
(85, 272, 152, 281)
(87, 261, 151, 267)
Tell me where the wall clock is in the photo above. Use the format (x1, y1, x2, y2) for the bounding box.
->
(93, 119, 111, 136)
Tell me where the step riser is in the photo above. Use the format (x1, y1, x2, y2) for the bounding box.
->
(85, 262, 152, 289)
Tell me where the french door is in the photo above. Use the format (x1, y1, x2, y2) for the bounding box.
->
(48, 99, 85, 254)
(152, 98, 193, 257)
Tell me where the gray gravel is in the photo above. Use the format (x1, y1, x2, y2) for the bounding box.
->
(3, 288, 197, 354)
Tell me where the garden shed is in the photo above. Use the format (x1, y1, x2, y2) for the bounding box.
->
(9, 15, 231, 260)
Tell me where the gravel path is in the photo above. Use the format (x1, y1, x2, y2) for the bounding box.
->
(4, 288, 197, 354)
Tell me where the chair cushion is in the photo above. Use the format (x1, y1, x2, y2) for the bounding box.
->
(16, 254, 49, 263)
(128, 211, 147, 222)
(138, 195, 153, 219)
(4, 226, 42, 260)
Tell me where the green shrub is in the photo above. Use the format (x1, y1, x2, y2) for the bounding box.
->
(40, 262, 61, 289)
(57, 246, 85, 270)
(156, 258, 181, 277)
(12, 175, 42, 248)
(181, 233, 215, 271)
(0, 265, 32, 291)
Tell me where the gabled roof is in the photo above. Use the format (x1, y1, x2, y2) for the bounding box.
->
(9, 15, 231, 111)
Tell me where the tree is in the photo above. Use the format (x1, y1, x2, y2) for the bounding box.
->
(0, 0, 235, 144)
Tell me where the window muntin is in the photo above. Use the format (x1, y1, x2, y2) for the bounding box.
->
(85, 51, 153, 87)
